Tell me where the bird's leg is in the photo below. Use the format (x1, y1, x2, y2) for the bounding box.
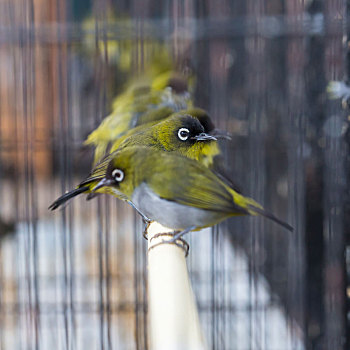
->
(127, 200, 151, 222)
(127, 201, 152, 239)
(142, 218, 151, 240)
(148, 227, 196, 257)
(168, 226, 196, 243)
(150, 226, 195, 255)
(149, 233, 190, 257)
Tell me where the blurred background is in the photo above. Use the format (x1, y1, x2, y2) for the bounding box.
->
(0, 0, 349, 349)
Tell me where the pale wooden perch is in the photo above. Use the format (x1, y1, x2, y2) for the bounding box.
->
(147, 222, 207, 350)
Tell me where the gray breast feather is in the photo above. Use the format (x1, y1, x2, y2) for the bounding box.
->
(131, 183, 225, 230)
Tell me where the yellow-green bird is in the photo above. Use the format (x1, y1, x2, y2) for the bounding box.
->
(49, 112, 225, 209)
(50, 146, 293, 236)
(108, 107, 235, 195)
(109, 108, 231, 164)
(85, 70, 194, 164)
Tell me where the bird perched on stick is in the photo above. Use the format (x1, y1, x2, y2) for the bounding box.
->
(49, 111, 231, 209)
(50, 146, 293, 237)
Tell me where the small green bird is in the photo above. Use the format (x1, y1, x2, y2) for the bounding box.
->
(111, 110, 227, 167)
(85, 70, 194, 164)
(49, 113, 224, 209)
(108, 107, 229, 153)
(50, 146, 293, 236)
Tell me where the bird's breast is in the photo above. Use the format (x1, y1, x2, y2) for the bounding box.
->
(131, 182, 224, 230)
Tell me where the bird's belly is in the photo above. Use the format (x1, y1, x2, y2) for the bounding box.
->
(131, 183, 224, 230)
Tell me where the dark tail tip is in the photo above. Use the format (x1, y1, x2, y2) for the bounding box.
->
(248, 205, 294, 232)
(48, 186, 89, 210)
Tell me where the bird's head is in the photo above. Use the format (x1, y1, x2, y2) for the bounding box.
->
(154, 114, 218, 156)
(90, 148, 138, 199)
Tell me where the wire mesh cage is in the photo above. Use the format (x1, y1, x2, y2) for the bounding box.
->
(0, 0, 349, 349)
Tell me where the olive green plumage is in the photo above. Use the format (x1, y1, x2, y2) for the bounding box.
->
(106, 147, 237, 212)
(85, 70, 194, 164)
(50, 146, 292, 233)
(114, 112, 220, 166)
(109, 107, 219, 152)
(49, 112, 222, 209)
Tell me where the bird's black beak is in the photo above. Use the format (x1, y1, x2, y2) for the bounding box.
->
(209, 128, 232, 140)
(192, 132, 217, 141)
(92, 178, 114, 192)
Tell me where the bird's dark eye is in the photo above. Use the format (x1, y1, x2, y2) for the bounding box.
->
(177, 128, 190, 141)
(112, 168, 124, 182)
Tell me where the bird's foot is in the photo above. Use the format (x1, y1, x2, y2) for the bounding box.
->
(149, 232, 189, 257)
(142, 218, 152, 240)
(168, 226, 196, 243)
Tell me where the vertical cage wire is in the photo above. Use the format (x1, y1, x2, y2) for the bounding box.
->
(285, 0, 306, 346)
(323, 0, 347, 349)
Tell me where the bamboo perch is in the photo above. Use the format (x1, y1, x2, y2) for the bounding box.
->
(147, 222, 207, 350)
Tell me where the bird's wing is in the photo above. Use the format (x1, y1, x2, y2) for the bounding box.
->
(147, 156, 247, 215)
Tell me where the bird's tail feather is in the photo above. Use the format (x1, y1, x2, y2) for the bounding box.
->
(49, 186, 89, 210)
(247, 204, 293, 232)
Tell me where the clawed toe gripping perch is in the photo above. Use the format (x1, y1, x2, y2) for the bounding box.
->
(148, 232, 190, 257)
(142, 219, 152, 240)
(146, 224, 195, 257)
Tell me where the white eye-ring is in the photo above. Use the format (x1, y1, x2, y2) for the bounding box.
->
(112, 168, 124, 182)
(177, 127, 190, 141)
